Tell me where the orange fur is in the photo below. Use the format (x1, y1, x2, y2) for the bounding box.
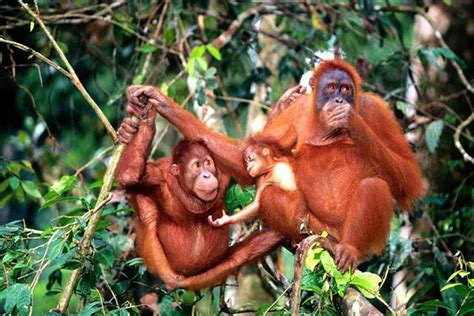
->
(116, 116, 284, 290)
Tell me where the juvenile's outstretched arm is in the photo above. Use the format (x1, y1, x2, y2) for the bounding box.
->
(174, 229, 285, 290)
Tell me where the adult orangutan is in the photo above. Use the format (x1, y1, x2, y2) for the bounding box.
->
(115, 88, 284, 290)
(129, 58, 425, 271)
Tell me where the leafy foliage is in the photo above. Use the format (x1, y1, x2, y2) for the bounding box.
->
(0, 0, 472, 314)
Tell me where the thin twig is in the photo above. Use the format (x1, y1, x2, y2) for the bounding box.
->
(454, 113, 474, 163)
(18, 0, 117, 140)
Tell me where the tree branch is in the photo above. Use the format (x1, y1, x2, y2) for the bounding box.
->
(18, 0, 117, 140)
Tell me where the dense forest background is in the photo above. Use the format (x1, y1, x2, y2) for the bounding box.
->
(0, 0, 472, 315)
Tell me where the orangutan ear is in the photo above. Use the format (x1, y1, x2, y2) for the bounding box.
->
(262, 147, 270, 157)
(309, 76, 315, 90)
(170, 164, 180, 176)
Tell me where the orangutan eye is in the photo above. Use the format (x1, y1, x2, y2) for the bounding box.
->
(341, 85, 351, 94)
(326, 84, 336, 93)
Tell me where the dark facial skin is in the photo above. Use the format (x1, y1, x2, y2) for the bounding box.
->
(316, 69, 355, 111)
(173, 146, 219, 202)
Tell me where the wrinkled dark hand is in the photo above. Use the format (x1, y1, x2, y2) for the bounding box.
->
(275, 84, 307, 109)
(161, 273, 185, 290)
(320, 102, 352, 133)
(127, 85, 169, 114)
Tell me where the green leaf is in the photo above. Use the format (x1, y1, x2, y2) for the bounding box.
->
(21, 181, 42, 199)
(305, 247, 323, 270)
(440, 282, 462, 292)
(320, 250, 337, 274)
(110, 309, 130, 316)
(431, 47, 467, 69)
(29, 21, 34, 32)
(414, 299, 454, 312)
(425, 120, 444, 153)
(77, 302, 101, 316)
(47, 238, 65, 260)
(88, 180, 104, 189)
(190, 45, 206, 58)
(21, 160, 34, 172)
(0, 192, 13, 207)
(9, 177, 20, 190)
(95, 247, 115, 265)
(135, 43, 158, 53)
(132, 74, 144, 85)
(396, 101, 408, 116)
(8, 161, 23, 176)
(41, 196, 80, 209)
(0, 178, 10, 193)
(164, 28, 175, 45)
(206, 44, 222, 61)
(4, 284, 31, 315)
(349, 271, 382, 299)
(50, 175, 78, 195)
(196, 57, 208, 71)
(185, 58, 196, 77)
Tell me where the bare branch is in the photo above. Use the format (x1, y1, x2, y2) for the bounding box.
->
(18, 0, 117, 140)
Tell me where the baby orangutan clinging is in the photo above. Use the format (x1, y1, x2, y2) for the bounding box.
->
(208, 137, 335, 249)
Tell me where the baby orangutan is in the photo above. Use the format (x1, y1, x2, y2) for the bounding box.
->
(208, 137, 335, 248)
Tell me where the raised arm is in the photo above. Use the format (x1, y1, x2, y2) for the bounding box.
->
(127, 85, 253, 185)
(115, 87, 158, 187)
(350, 94, 425, 209)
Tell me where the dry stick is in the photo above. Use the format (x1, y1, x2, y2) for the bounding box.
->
(290, 235, 319, 316)
(18, 0, 117, 140)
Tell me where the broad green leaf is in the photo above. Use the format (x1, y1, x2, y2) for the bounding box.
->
(440, 282, 462, 292)
(190, 45, 206, 58)
(77, 302, 101, 316)
(135, 43, 158, 53)
(206, 44, 222, 61)
(21, 180, 42, 199)
(4, 284, 31, 315)
(320, 250, 337, 274)
(425, 120, 444, 153)
(16, 285, 31, 316)
(196, 57, 208, 71)
(47, 238, 65, 260)
(349, 270, 381, 298)
(9, 177, 20, 190)
(0, 192, 12, 207)
(305, 246, 323, 270)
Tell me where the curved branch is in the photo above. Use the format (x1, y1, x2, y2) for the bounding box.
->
(454, 113, 474, 164)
